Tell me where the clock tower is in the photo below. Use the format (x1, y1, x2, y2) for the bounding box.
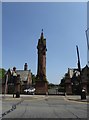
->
(36, 30, 48, 94)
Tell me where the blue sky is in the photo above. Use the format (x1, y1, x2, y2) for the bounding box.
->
(87, 2, 89, 66)
(2, 2, 87, 84)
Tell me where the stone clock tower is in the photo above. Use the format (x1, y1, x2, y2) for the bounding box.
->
(35, 30, 48, 94)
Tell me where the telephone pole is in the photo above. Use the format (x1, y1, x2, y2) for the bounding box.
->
(85, 28, 89, 67)
(76, 45, 82, 95)
(76, 45, 86, 100)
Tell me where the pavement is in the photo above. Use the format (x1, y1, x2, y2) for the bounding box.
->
(1, 94, 89, 102)
(65, 95, 89, 103)
(0, 94, 89, 103)
(2, 94, 46, 100)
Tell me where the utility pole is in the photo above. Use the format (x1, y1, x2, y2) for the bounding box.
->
(76, 45, 86, 100)
(76, 45, 82, 95)
(76, 45, 81, 72)
(85, 28, 89, 67)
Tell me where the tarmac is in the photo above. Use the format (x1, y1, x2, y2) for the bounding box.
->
(0, 94, 47, 119)
(0, 94, 89, 119)
(0, 94, 88, 119)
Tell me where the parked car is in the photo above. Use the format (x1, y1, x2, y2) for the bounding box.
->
(24, 87, 35, 95)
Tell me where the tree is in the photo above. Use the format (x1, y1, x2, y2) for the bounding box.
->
(60, 78, 65, 87)
(0, 68, 6, 79)
(31, 73, 36, 85)
(58, 73, 68, 92)
(0, 68, 6, 85)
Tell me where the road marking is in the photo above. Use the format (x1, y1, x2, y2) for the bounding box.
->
(1, 99, 24, 119)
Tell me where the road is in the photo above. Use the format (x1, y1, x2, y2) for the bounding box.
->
(1, 95, 88, 119)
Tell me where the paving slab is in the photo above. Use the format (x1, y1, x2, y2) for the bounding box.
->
(65, 95, 89, 103)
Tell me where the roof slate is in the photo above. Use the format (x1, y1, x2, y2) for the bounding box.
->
(16, 70, 31, 81)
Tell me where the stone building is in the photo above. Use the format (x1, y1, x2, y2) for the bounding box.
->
(16, 69, 32, 93)
(2, 63, 32, 94)
(65, 65, 89, 95)
(81, 65, 89, 94)
(66, 68, 80, 95)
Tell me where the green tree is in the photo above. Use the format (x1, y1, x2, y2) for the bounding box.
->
(31, 73, 36, 85)
(0, 68, 6, 79)
(58, 73, 68, 92)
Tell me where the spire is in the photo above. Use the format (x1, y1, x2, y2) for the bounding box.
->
(40, 29, 44, 39)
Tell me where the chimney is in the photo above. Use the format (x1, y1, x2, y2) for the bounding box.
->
(24, 63, 28, 71)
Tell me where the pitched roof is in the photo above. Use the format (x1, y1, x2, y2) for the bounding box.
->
(16, 70, 31, 81)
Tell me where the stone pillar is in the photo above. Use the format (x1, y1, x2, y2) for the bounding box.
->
(15, 74, 20, 93)
(35, 81, 48, 95)
(65, 74, 72, 95)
